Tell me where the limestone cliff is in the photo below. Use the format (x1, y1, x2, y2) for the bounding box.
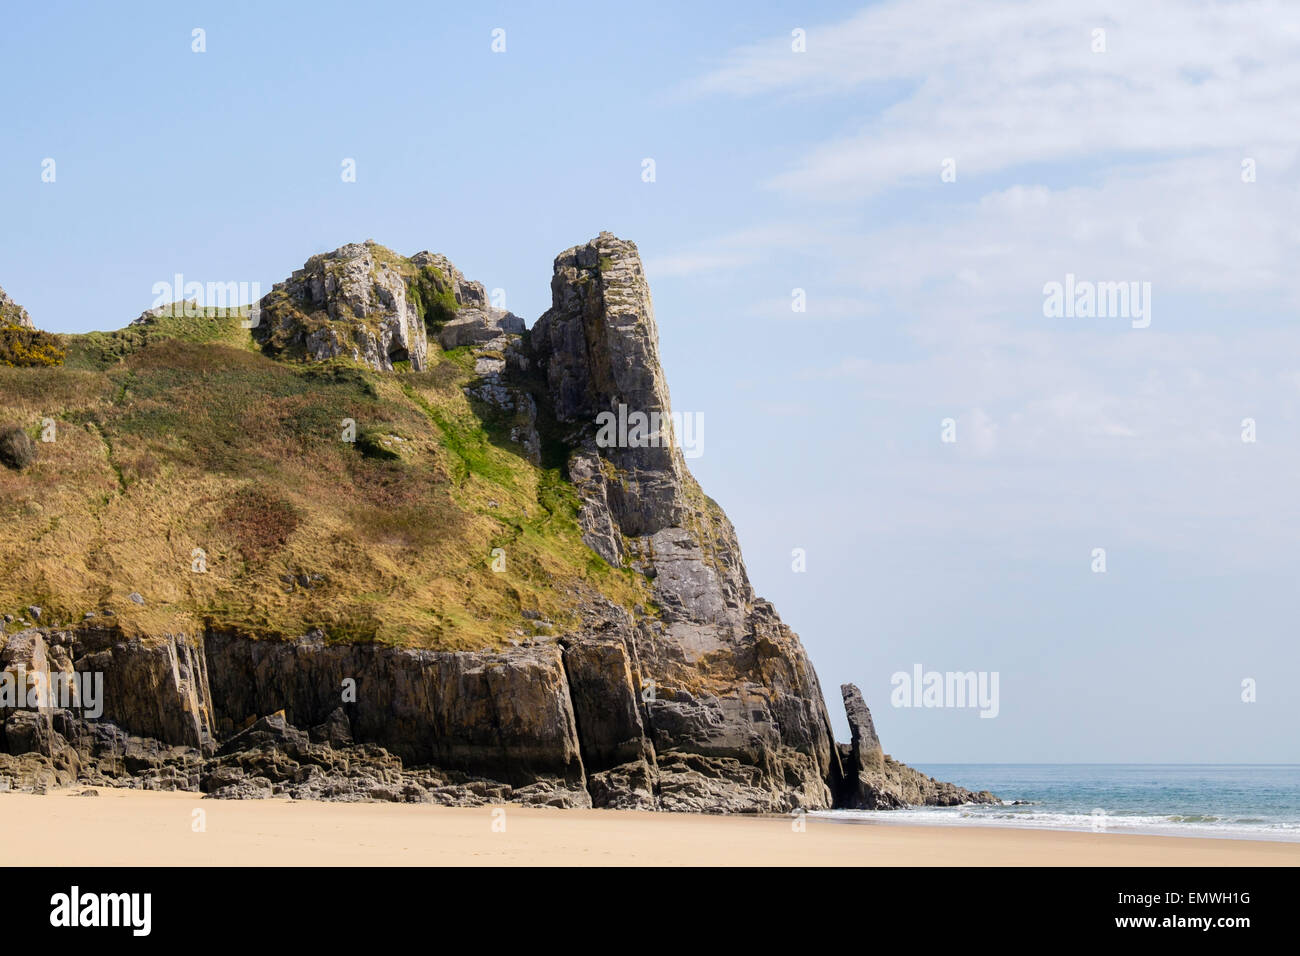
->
(0, 234, 991, 813)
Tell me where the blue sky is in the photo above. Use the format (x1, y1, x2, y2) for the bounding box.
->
(4, 0, 1298, 762)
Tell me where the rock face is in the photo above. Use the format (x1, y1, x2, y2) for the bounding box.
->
(529, 232, 841, 811)
(533, 234, 687, 539)
(1, 627, 589, 806)
(253, 242, 429, 373)
(0, 285, 34, 329)
(837, 684, 999, 809)
(0, 232, 994, 813)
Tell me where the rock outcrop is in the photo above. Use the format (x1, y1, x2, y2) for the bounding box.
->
(837, 684, 999, 808)
(251, 242, 529, 376)
(529, 233, 842, 811)
(253, 241, 430, 372)
(0, 285, 34, 329)
(533, 234, 688, 538)
(0, 232, 994, 813)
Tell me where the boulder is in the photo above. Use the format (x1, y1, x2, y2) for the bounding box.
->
(0, 425, 37, 471)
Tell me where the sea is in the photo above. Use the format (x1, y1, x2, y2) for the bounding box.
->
(815, 764, 1300, 841)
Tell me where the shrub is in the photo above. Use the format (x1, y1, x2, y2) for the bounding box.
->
(0, 424, 36, 470)
(0, 325, 66, 368)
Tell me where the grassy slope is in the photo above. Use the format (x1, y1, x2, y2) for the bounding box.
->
(0, 304, 648, 649)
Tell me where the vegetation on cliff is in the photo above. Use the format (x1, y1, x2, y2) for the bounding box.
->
(0, 246, 647, 647)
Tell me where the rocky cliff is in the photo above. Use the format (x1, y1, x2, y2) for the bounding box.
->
(0, 234, 992, 812)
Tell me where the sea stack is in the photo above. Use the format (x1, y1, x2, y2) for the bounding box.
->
(838, 683, 999, 809)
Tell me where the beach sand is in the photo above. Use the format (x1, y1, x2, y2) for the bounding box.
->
(4, 788, 1296, 866)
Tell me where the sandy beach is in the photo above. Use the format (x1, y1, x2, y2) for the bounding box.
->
(3, 788, 1297, 866)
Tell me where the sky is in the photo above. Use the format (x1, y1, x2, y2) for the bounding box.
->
(3, 0, 1298, 762)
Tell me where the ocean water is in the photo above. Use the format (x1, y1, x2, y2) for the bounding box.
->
(815, 764, 1300, 841)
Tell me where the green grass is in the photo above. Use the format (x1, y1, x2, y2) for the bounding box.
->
(62, 306, 257, 371)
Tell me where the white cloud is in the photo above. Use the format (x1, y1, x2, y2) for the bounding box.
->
(662, 2, 1300, 571)
(690, 0, 1300, 200)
